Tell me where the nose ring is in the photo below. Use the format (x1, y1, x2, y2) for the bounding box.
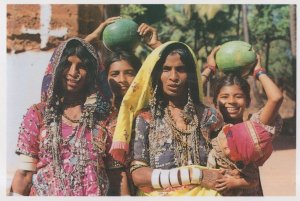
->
(175, 79, 181, 84)
(74, 73, 81, 81)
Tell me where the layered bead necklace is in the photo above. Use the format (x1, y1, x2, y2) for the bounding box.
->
(165, 106, 200, 166)
(62, 112, 81, 124)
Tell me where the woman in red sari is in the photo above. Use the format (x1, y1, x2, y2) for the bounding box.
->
(202, 46, 283, 196)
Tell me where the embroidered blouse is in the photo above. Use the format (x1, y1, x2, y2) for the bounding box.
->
(101, 107, 125, 169)
(132, 105, 223, 169)
(16, 104, 109, 196)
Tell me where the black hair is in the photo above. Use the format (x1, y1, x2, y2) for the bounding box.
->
(104, 50, 142, 75)
(53, 39, 98, 98)
(151, 43, 200, 105)
(213, 73, 251, 107)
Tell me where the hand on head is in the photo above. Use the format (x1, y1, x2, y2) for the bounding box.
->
(253, 54, 263, 71)
(101, 16, 122, 27)
(138, 23, 161, 49)
(85, 16, 121, 43)
(207, 46, 221, 68)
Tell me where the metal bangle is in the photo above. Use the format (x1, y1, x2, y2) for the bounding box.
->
(255, 71, 267, 80)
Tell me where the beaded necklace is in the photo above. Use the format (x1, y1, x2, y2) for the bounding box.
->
(165, 106, 200, 166)
(62, 112, 81, 124)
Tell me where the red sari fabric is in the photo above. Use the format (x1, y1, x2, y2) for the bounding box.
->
(226, 121, 273, 166)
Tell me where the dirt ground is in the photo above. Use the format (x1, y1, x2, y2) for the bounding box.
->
(259, 134, 296, 196)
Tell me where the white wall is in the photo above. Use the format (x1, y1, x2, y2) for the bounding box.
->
(6, 51, 52, 189)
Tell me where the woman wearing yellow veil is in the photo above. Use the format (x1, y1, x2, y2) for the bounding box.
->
(110, 41, 225, 196)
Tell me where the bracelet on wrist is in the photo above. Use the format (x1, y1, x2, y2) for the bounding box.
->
(256, 71, 267, 80)
(151, 169, 162, 189)
(190, 167, 203, 185)
(253, 68, 267, 80)
(204, 63, 216, 75)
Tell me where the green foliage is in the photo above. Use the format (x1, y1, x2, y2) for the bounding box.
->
(248, 5, 290, 41)
(120, 4, 294, 100)
(120, 5, 147, 20)
(248, 5, 292, 90)
(268, 40, 294, 92)
(120, 5, 166, 24)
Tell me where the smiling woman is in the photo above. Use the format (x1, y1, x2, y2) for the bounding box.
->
(83, 17, 162, 195)
(214, 76, 250, 124)
(63, 55, 87, 92)
(105, 51, 141, 107)
(98, 50, 142, 195)
(9, 37, 112, 196)
(203, 48, 284, 196)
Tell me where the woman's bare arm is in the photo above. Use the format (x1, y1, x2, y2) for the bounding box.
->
(10, 169, 34, 195)
(254, 55, 283, 125)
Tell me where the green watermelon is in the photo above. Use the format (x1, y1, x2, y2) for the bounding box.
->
(102, 19, 140, 51)
(216, 41, 257, 77)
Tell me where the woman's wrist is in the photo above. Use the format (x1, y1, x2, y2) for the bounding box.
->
(253, 68, 267, 80)
(203, 63, 216, 75)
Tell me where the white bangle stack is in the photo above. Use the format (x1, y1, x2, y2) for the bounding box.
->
(151, 167, 203, 189)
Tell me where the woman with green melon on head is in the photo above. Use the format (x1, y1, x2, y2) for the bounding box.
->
(201, 42, 283, 195)
(84, 16, 162, 195)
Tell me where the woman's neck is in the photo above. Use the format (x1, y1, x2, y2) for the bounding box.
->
(167, 95, 188, 110)
(62, 93, 86, 109)
(225, 118, 243, 125)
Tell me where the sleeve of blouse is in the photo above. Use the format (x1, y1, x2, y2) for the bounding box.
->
(250, 108, 283, 137)
(15, 105, 41, 159)
(207, 149, 217, 168)
(131, 114, 150, 164)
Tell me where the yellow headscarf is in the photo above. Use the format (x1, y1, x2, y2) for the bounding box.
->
(109, 41, 204, 163)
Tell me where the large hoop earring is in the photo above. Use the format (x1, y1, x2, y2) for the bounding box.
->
(182, 88, 195, 124)
(150, 84, 164, 118)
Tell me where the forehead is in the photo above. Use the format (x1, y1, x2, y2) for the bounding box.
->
(109, 60, 135, 72)
(163, 53, 184, 66)
(67, 55, 82, 62)
(219, 84, 245, 95)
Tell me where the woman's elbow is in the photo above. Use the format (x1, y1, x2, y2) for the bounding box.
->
(269, 92, 283, 106)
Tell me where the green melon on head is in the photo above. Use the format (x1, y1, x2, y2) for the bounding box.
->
(103, 18, 140, 51)
(216, 41, 257, 77)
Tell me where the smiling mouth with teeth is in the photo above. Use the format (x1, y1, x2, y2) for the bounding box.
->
(226, 107, 239, 112)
